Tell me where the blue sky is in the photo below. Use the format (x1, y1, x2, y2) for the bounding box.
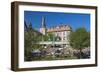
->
(24, 11, 90, 31)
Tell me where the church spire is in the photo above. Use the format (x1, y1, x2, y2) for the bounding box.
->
(41, 16, 46, 28)
(39, 16, 47, 35)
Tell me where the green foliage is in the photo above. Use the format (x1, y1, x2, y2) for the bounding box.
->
(69, 28, 90, 58)
(42, 35, 49, 41)
(24, 22, 42, 61)
(42, 33, 55, 41)
(47, 33, 55, 41)
(69, 28, 90, 49)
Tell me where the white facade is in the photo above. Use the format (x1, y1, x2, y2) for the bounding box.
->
(54, 31, 71, 42)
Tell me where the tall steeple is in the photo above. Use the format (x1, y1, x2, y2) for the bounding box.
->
(41, 16, 46, 28)
(40, 16, 46, 35)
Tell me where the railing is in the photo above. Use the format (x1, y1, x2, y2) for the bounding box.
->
(38, 41, 69, 45)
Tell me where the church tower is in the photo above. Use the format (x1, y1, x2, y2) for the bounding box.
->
(40, 16, 46, 35)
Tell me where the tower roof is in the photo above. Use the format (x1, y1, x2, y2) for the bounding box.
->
(47, 25, 72, 32)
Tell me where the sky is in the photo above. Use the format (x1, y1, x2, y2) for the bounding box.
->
(24, 11, 90, 31)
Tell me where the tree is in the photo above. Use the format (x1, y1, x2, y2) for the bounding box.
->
(47, 33, 55, 41)
(69, 28, 90, 58)
(42, 33, 55, 41)
(24, 22, 42, 61)
(42, 35, 49, 41)
(24, 22, 33, 61)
